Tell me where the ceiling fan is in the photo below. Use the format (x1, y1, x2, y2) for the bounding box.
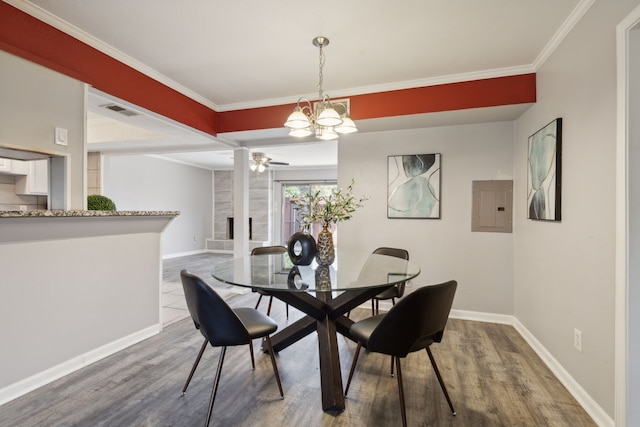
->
(250, 152, 289, 172)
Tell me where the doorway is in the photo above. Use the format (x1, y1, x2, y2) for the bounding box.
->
(280, 181, 337, 244)
(616, 5, 640, 425)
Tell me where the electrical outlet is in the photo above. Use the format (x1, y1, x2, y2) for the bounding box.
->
(574, 328, 582, 353)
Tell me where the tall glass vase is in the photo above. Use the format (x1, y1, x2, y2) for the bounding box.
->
(315, 225, 335, 266)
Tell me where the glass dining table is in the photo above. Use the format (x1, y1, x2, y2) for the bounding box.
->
(212, 249, 421, 414)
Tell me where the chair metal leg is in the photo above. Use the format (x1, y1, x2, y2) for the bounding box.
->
(286, 303, 289, 318)
(267, 296, 273, 316)
(255, 294, 263, 310)
(395, 357, 407, 427)
(426, 347, 456, 415)
(371, 299, 375, 316)
(205, 346, 227, 426)
(344, 343, 362, 396)
(264, 335, 284, 398)
(182, 338, 208, 395)
(390, 355, 395, 376)
(249, 340, 255, 370)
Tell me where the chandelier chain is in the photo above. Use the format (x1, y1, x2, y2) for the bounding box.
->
(318, 44, 325, 101)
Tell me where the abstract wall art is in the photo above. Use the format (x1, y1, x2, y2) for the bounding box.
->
(387, 153, 441, 219)
(527, 118, 562, 221)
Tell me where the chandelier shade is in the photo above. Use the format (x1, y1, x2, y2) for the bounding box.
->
(316, 106, 342, 127)
(284, 37, 357, 140)
(284, 107, 311, 129)
(288, 127, 313, 137)
(334, 116, 358, 134)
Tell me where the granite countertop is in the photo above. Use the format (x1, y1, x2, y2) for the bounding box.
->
(0, 210, 180, 218)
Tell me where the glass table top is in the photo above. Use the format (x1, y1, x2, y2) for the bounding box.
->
(212, 250, 421, 292)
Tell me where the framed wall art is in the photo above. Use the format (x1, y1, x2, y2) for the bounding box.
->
(527, 118, 562, 221)
(387, 153, 441, 219)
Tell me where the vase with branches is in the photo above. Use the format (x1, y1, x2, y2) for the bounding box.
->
(290, 179, 368, 265)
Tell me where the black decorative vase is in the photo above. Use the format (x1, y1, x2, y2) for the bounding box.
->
(287, 266, 308, 290)
(287, 232, 317, 265)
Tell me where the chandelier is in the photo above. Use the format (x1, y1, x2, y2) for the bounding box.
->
(284, 37, 358, 140)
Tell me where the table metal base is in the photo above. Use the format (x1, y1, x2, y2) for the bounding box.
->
(261, 286, 392, 413)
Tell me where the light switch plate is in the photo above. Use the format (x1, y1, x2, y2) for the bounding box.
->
(55, 127, 68, 146)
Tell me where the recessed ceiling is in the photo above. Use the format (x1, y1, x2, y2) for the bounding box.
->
(16, 0, 588, 169)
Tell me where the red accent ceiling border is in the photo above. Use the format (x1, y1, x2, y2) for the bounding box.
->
(218, 73, 536, 133)
(0, 2, 217, 137)
(1, 2, 535, 137)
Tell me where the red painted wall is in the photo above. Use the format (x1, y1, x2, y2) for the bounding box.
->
(218, 74, 536, 133)
(0, 2, 217, 137)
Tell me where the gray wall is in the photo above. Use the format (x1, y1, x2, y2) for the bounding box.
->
(338, 121, 515, 315)
(628, 20, 640, 427)
(0, 50, 85, 209)
(513, 0, 640, 418)
(103, 155, 213, 256)
(0, 217, 167, 395)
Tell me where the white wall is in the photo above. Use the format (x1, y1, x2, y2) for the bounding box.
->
(338, 121, 515, 315)
(103, 155, 213, 256)
(0, 50, 85, 209)
(514, 0, 640, 419)
(0, 216, 170, 403)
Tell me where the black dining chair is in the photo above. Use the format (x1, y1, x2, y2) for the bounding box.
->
(179, 270, 284, 426)
(251, 245, 289, 318)
(344, 281, 458, 427)
(371, 247, 410, 315)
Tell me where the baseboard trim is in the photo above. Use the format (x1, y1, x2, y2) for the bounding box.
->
(0, 324, 161, 406)
(512, 319, 614, 427)
(449, 308, 515, 325)
(163, 249, 206, 259)
(449, 309, 612, 426)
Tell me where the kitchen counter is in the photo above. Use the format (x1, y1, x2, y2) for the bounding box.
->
(0, 209, 178, 405)
(0, 209, 179, 217)
(0, 210, 180, 244)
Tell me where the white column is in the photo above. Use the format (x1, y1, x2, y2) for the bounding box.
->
(233, 147, 250, 257)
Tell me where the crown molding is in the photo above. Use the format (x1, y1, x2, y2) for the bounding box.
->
(532, 0, 596, 70)
(6, 0, 593, 113)
(216, 65, 536, 112)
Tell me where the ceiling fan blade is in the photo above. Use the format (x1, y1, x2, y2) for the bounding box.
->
(269, 161, 289, 166)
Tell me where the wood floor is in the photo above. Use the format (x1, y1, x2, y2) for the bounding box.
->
(0, 253, 596, 427)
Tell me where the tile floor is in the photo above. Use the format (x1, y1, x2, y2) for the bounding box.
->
(161, 280, 190, 326)
(160, 252, 250, 327)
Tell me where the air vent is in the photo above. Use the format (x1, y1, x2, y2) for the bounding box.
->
(101, 103, 139, 117)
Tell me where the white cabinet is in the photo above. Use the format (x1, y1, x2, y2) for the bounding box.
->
(0, 158, 9, 172)
(0, 158, 28, 175)
(15, 159, 48, 195)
